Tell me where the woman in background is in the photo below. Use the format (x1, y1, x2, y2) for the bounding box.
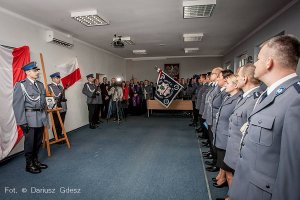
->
(121, 81, 129, 118)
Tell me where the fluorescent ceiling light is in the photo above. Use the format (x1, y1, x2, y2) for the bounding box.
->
(71, 10, 109, 27)
(184, 47, 199, 53)
(183, 33, 204, 42)
(183, 0, 216, 18)
(133, 50, 147, 55)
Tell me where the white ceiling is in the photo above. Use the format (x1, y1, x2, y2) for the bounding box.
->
(0, 0, 294, 58)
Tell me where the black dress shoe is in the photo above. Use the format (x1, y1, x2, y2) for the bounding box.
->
(189, 123, 196, 127)
(205, 160, 215, 166)
(213, 181, 228, 188)
(203, 154, 213, 159)
(58, 140, 66, 144)
(203, 143, 210, 147)
(26, 164, 41, 174)
(89, 124, 96, 129)
(216, 195, 229, 200)
(206, 166, 219, 172)
(33, 158, 48, 169)
(35, 161, 48, 169)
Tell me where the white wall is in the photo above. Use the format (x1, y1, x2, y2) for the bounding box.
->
(126, 57, 222, 82)
(223, 1, 300, 74)
(0, 7, 126, 134)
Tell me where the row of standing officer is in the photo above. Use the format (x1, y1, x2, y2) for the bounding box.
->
(195, 35, 300, 200)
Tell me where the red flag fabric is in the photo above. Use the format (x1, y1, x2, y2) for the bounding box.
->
(55, 58, 81, 88)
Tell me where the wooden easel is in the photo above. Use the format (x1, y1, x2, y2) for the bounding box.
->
(40, 53, 71, 156)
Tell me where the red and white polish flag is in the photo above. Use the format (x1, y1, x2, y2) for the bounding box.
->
(55, 58, 81, 88)
(0, 45, 30, 160)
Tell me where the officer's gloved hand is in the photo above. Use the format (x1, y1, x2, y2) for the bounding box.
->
(20, 124, 29, 134)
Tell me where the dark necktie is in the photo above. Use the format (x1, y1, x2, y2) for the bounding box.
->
(33, 81, 39, 90)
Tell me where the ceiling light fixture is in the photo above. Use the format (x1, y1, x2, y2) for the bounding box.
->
(133, 50, 147, 55)
(183, 33, 204, 42)
(71, 10, 109, 27)
(184, 47, 199, 53)
(183, 0, 216, 18)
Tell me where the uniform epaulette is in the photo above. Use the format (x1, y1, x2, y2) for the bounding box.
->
(20, 79, 26, 83)
(253, 92, 260, 99)
(293, 81, 300, 93)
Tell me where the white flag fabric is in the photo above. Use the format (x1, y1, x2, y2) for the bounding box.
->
(55, 58, 81, 88)
(0, 45, 30, 160)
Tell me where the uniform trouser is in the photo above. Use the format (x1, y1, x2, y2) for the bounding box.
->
(94, 104, 102, 123)
(24, 127, 44, 159)
(88, 104, 97, 124)
(192, 101, 198, 123)
(52, 111, 66, 137)
(193, 108, 199, 124)
(101, 100, 110, 119)
(208, 125, 217, 165)
(199, 115, 208, 138)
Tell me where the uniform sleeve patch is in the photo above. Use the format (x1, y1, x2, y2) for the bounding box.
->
(275, 87, 285, 96)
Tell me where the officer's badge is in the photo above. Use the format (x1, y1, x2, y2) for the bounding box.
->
(253, 92, 260, 99)
(275, 87, 285, 96)
(294, 81, 300, 93)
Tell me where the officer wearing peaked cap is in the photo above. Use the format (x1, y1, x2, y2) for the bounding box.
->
(13, 61, 48, 174)
(48, 72, 67, 143)
(82, 74, 98, 129)
(229, 35, 300, 200)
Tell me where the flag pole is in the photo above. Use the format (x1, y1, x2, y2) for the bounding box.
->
(39, 53, 51, 96)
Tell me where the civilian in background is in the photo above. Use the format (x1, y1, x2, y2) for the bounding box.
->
(94, 78, 103, 125)
(100, 77, 109, 119)
(121, 81, 129, 118)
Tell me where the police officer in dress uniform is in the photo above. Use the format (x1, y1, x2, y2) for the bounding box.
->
(204, 68, 230, 172)
(48, 72, 67, 143)
(223, 64, 261, 184)
(82, 74, 98, 129)
(13, 62, 48, 174)
(230, 35, 300, 200)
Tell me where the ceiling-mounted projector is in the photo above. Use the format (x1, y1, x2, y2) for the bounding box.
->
(112, 36, 125, 48)
(111, 34, 134, 48)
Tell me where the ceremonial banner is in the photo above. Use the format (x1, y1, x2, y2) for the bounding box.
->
(164, 64, 179, 81)
(0, 45, 30, 160)
(154, 68, 183, 108)
(55, 58, 81, 88)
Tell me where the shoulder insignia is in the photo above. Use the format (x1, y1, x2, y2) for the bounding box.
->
(275, 87, 285, 96)
(294, 81, 300, 93)
(20, 80, 26, 83)
(253, 92, 261, 99)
